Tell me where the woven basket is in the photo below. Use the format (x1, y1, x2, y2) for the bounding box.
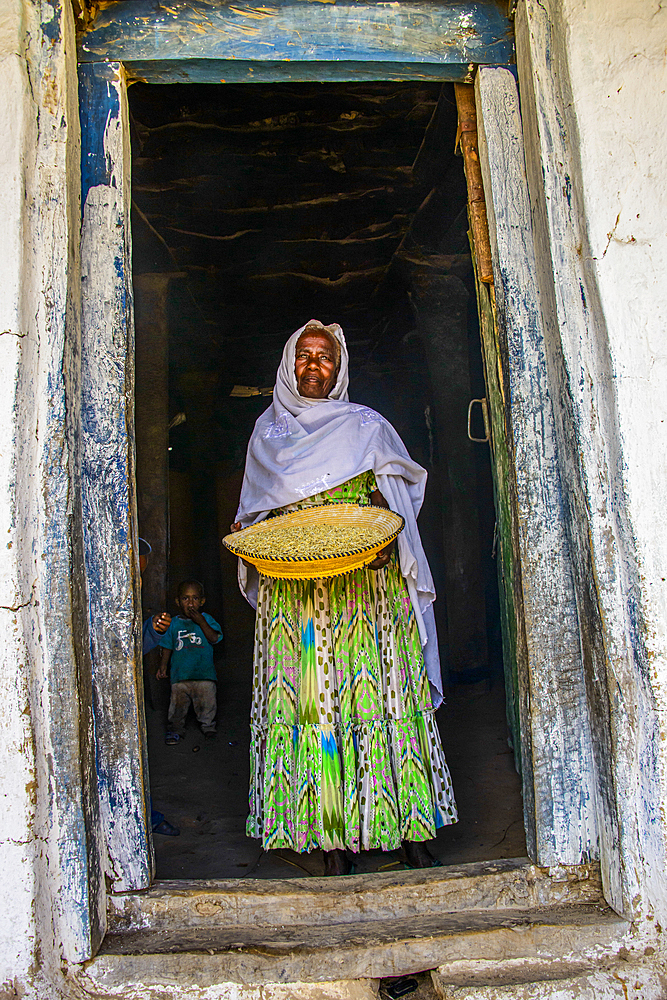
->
(222, 503, 404, 580)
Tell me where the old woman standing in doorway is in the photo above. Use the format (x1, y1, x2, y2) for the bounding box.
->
(231, 320, 457, 875)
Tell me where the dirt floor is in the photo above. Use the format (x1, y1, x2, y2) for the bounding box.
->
(145, 603, 526, 880)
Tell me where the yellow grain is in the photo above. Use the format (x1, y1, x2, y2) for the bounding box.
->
(237, 521, 387, 560)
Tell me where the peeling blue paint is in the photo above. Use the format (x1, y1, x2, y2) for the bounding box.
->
(41, 0, 61, 43)
(564, 173, 572, 207)
(78, 0, 514, 83)
(79, 62, 153, 892)
(78, 63, 120, 205)
(477, 67, 599, 865)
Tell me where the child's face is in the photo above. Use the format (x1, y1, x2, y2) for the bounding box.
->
(177, 585, 205, 616)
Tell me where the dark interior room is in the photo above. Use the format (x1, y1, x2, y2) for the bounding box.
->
(130, 80, 525, 878)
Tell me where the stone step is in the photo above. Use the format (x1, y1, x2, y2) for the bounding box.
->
(85, 904, 628, 989)
(107, 857, 603, 932)
(432, 961, 664, 999)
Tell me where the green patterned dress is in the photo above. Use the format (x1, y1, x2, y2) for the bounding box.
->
(247, 471, 457, 853)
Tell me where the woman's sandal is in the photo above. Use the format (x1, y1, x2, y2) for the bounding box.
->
(164, 732, 181, 745)
(402, 842, 443, 869)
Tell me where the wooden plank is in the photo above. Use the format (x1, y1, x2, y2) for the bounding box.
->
(454, 83, 494, 282)
(471, 252, 534, 853)
(158, 230, 404, 278)
(79, 61, 154, 892)
(78, 0, 514, 74)
(121, 59, 480, 85)
(475, 66, 598, 866)
(133, 197, 412, 244)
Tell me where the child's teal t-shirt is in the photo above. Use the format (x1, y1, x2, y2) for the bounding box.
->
(159, 613, 222, 683)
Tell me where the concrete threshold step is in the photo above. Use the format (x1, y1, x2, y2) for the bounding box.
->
(107, 857, 603, 932)
(85, 903, 628, 988)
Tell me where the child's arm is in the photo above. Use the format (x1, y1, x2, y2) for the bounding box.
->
(156, 647, 172, 680)
(186, 610, 221, 645)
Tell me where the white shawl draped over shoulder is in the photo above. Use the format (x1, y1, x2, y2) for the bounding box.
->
(235, 320, 444, 706)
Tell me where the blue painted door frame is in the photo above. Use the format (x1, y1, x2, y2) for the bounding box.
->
(79, 60, 154, 897)
(77, 1, 515, 898)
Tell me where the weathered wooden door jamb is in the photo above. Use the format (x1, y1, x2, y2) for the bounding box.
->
(473, 67, 598, 867)
(79, 60, 154, 907)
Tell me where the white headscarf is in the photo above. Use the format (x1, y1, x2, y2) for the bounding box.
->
(236, 320, 443, 705)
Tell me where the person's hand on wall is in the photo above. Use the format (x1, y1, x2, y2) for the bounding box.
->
(152, 612, 171, 634)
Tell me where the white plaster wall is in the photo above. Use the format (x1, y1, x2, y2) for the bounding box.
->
(0, 0, 41, 983)
(0, 0, 89, 991)
(554, 0, 667, 917)
(517, 0, 667, 927)
(561, 3, 667, 675)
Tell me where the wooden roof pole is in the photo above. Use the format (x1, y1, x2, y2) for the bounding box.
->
(455, 82, 494, 284)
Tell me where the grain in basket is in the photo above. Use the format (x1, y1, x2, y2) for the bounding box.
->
(237, 519, 387, 560)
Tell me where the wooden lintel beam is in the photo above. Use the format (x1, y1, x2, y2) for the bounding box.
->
(78, 0, 515, 78)
(119, 59, 479, 86)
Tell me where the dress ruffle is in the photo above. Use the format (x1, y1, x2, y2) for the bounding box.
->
(247, 711, 457, 851)
(247, 473, 457, 853)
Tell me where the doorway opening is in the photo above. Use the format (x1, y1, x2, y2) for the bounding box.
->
(130, 80, 525, 879)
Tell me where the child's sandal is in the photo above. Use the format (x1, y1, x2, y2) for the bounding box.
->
(165, 732, 181, 745)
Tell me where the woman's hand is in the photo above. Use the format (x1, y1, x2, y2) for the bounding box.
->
(229, 521, 252, 569)
(367, 489, 394, 569)
(369, 489, 389, 509)
(368, 540, 395, 571)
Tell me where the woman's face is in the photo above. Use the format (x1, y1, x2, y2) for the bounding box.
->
(294, 331, 338, 399)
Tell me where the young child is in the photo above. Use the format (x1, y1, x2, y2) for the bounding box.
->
(157, 579, 222, 745)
